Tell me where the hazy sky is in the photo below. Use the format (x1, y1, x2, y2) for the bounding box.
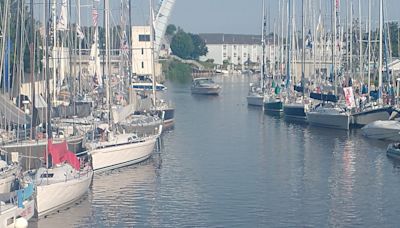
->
(34, 0, 400, 35)
(168, 0, 400, 34)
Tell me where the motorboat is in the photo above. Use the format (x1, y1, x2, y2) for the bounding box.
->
(191, 78, 221, 95)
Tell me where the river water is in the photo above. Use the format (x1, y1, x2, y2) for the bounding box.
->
(33, 75, 400, 227)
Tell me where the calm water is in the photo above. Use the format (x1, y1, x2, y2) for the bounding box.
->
(34, 75, 400, 227)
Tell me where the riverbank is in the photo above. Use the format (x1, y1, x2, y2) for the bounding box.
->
(161, 57, 216, 83)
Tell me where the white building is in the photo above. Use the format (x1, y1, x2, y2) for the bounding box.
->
(131, 26, 162, 79)
(199, 33, 275, 67)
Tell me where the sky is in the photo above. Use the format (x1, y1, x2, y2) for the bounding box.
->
(168, 0, 400, 34)
(33, 0, 400, 35)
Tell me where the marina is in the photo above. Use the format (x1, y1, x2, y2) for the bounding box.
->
(33, 75, 400, 227)
(1, 0, 400, 227)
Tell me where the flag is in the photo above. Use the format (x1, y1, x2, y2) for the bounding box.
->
(316, 14, 323, 34)
(92, 7, 99, 27)
(120, 31, 129, 57)
(305, 29, 313, 49)
(343, 87, 356, 108)
(76, 24, 85, 40)
(57, 0, 68, 30)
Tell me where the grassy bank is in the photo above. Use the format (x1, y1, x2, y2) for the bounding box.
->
(162, 59, 192, 83)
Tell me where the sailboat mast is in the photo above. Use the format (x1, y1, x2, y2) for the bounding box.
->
(280, 0, 284, 76)
(45, 0, 52, 141)
(285, 0, 291, 88)
(104, 0, 111, 125)
(261, 0, 266, 92)
(52, 0, 57, 104)
(367, 0, 371, 96)
(30, 0, 36, 140)
(128, 0, 133, 86)
(332, 0, 337, 95)
(78, 0, 82, 94)
(359, 0, 363, 83)
(378, 0, 383, 101)
(150, 0, 156, 107)
(349, 1, 353, 74)
(301, 0, 305, 93)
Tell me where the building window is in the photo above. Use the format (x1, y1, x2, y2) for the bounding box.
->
(141, 62, 144, 69)
(139, 34, 150, 42)
(223, 52, 227, 58)
(234, 53, 237, 58)
(141, 48, 144, 55)
(234, 45, 237, 50)
(243, 53, 247, 57)
(223, 45, 226, 50)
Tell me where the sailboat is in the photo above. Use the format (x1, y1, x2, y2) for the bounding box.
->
(350, 0, 392, 127)
(283, 0, 309, 121)
(34, 140, 93, 217)
(0, 157, 35, 226)
(247, 0, 266, 107)
(306, 0, 351, 130)
(33, 0, 93, 218)
(150, 0, 175, 129)
(0, 183, 35, 227)
(86, 0, 160, 173)
(264, 0, 292, 114)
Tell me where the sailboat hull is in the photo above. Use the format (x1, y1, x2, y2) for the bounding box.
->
(90, 137, 157, 172)
(247, 95, 264, 106)
(264, 101, 283, 113)
(350, 106, 391, 127)
(36, 170, 93, 218)
(307, 112, 350, 130)
(283, 103, 307, 121)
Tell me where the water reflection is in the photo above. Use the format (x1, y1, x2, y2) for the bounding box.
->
(37, 157, 160, 227)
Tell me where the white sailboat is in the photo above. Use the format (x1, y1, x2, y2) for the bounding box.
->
(350, 0, 392, 127)
(34, 161, 93, 217)
(86, 132, 159, 172)
(86, 0, 160, 173)
(0, 183, 35, 227)
(34, 1, 93, 218)
(247, 0, 266, 107)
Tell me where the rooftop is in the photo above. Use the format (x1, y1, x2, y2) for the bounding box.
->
(199, 33, 274, 45)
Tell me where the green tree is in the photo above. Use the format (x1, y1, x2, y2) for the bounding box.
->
(170, 29, 194, 59)
(388, 22, 399, 57)
(189, 33, 208, 60)
(166, 24, 177, 36)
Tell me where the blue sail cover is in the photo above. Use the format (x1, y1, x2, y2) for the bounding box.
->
(310, 92, 339, 102)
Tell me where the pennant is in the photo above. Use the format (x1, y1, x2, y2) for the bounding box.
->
(92, 7, 99, 27)
(76, 24, 85, 40)
(57, 0, 68, 30)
